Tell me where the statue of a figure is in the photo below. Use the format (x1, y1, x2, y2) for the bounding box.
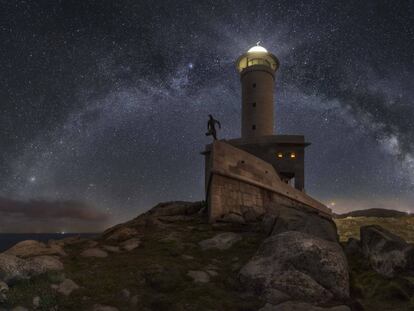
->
(205, 114, 221, 140)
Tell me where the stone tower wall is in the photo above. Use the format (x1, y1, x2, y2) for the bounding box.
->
(241, 65, 275, 138)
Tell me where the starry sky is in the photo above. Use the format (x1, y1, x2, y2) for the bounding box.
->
(0, 0, 413, 232)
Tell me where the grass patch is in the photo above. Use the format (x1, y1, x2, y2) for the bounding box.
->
(2, 217, 265, 310)
(348, 254, 414, 311)
(335, 216, 414, 242)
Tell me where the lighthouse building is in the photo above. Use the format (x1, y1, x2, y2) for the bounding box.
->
(202, 44, 330, 222)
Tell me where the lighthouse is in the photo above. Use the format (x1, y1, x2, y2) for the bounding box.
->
(203, 43, 311, 192)
(201, 42, 330, 222)
(236, 43, 279, 138)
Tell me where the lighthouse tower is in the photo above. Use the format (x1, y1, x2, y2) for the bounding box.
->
(229, 43, 310, 191)
(201, 42, 330, 223)
(203, 43, 311, 192)
(236, 43, 279, 138)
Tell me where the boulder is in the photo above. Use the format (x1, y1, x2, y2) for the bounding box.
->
(0, 254, 30, 283)
(105, 227, 139, 241)
(86, 240, 99, 248)
(101, 245, 121, 253)
(259, 302, 351, 311)
(119, 288, 130, 301)
(80, 248, 108, 258)
(0, 254, 62, 284)
(261, 214, 277, 236)
(148, 201, 203, 217)
(219, 213, 246, 224)
(239, 231, 349, 304)
(56, 236, 87, 246)
(130, 295, 139, 306)
(92, 304, 119, 311)
(270, 206, 338, 242)
(120, 238, 141, 251)
(343, 238, 362, 257)
(187, 270, 210, 283)
(53, 279, 79, 296)
(4, 240, 66, 258)
(199, 232, 242, 250)
(32, 296, 40, 308)
(360, 225, 414, 277)
(26, 256, 64, 275)
(0, 280, 8, 303)
(241, 205, 265, 223)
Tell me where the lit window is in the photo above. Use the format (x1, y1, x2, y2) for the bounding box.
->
(277, 152, 283, 158)
(290, 152, 296, 159)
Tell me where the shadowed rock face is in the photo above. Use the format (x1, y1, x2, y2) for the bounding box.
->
(269, 206, 338, 242)
(360, 225, 414, 277)
(259, 301, 351, 311)
(198, 232, 242, 250)
(240, 231, 349, 305)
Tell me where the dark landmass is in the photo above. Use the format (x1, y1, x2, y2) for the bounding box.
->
(335, 208, 408, 219)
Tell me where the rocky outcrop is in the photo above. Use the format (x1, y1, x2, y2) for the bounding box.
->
(102, 201, 204, 239)
(52, 278, 80, 296)
(148, 201, 204, 217)
(4, 240, 66, 258)
(343, 238, 362, 257)
(269, 206, 338, 242)
(218, 204, 338, 243)
(92, 304, 119, 311)
(28, 255, 64, 273)
(0, 280, 8, 303)
(360, 225, 414, 277)
(104, 227, 139, 242)
(120, 238, 141, 251)
(199, 232, 242, 250)
(0, 201, 355, 310)
(259, 301, 351, 311)
(0, 254, 63, 284)
(240, 231, 349, 305)
(187, 270, 210, 283)
(80, 248, 108, 258)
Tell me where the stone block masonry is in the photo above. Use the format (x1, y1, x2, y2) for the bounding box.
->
(205, 141, 331, 222)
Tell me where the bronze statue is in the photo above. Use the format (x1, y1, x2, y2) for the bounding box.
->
(206, 114, 221, 140)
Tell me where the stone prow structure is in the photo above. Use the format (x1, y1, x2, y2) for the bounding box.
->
(204, 141, 331, 221)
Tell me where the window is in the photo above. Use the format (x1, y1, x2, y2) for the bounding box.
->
(290, 152, 296, 159)
(252, 83, 256, 88)
(247, 58, 272, 67)
(252, 125, 256, 130)
(277, 152, 283, 158)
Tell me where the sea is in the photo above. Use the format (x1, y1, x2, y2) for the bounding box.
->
(0, 233, 99, 252)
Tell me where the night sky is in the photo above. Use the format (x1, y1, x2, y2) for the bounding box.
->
(1, 1, 413, 232)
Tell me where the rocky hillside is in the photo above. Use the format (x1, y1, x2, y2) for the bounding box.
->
(335, 208, 408, 219)
(335, 212, 414, 243)
(0, 202, 414, 311)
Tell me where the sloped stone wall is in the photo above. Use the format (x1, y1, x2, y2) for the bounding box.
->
(206, 141, 331, 222)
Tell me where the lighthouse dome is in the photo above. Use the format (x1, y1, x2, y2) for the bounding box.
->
(236, 44, 279, 73)
(248, 45, 268, 53)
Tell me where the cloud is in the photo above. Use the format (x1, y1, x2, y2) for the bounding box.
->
(0, 197, 112, 233)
